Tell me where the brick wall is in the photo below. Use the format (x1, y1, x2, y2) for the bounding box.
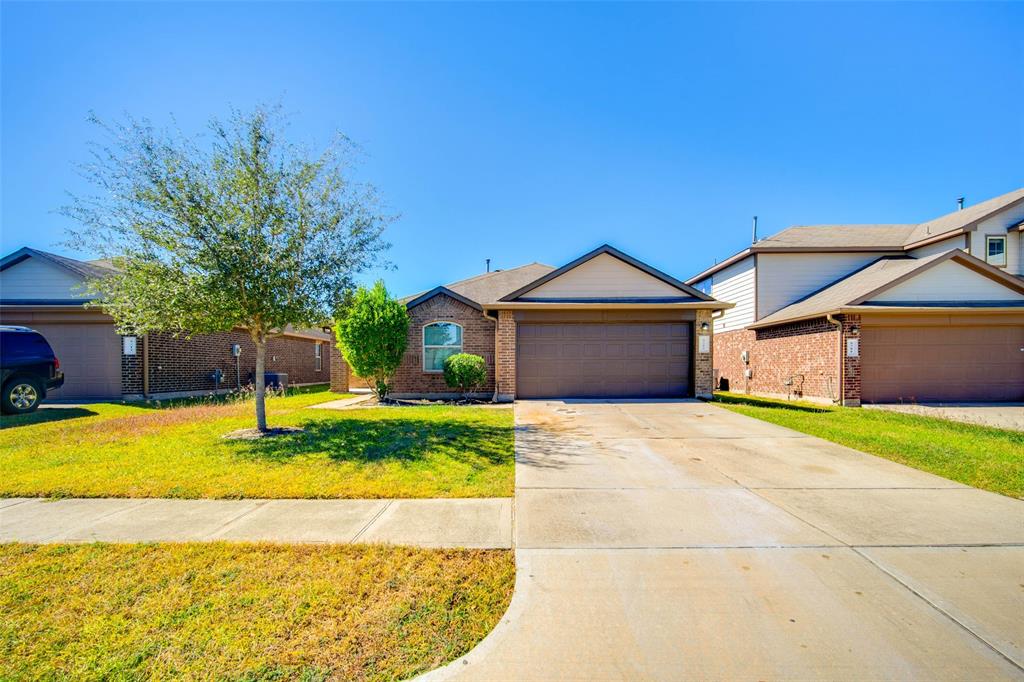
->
(329, 341, 349, 393)
(495, 310, 516, 401)
(841, 314, 862, 406)
(390, 294, 496, 397)
(140, 330, 328, 396)
(693, 309, 714, 398)
(713, 317, 841, 402)
(122, 337, 142, 395)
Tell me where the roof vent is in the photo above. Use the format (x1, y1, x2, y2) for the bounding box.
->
(957, 196, 964, 211)
(751, 216, 758, 244)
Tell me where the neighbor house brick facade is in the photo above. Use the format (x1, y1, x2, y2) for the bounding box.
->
(689, 188, 1024, 405)
(0, 247, 335, 400)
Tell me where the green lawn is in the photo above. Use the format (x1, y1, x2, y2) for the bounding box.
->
(0, 386, 513, 499)
(0, 542, 514, 681)
(713, 392, 1024, 499)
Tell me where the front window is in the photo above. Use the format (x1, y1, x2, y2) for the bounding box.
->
(423, 322, 462, 372)
(314, 343, 322, 372)
(986, 236, 1007, 267)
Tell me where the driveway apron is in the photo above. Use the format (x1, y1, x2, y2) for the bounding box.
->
(421, 400, 1024, 681)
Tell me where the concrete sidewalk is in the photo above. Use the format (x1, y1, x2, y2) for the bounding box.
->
(0, 497, 512, 548)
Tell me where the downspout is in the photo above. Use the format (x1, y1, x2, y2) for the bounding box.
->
(142, 333, 150, 399)
(826, 314, 842, 404)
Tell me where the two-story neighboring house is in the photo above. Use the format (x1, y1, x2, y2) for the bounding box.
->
(687, 188, 1024, 405)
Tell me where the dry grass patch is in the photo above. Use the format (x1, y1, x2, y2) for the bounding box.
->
(0, 542, 514, 681)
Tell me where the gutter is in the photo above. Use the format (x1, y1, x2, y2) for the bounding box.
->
(484, 301, 735, 311)
(749, 304, 1024, 330)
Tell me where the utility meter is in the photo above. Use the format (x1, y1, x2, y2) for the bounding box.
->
(231, 344, 242, 357)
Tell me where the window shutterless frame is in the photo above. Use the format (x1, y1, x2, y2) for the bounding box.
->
(314, 343, 322, 371)
(422, 321, 463, 372)
(985, 235, 1007, 267)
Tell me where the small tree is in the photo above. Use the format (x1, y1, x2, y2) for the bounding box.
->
(443, 353, 487, 400)
(63, 106, 392, 432)
(334, 281, 409, 399)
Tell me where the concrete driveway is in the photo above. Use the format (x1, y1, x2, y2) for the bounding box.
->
(423, 400, 1024, 681)
(865, 402, 1024, 431)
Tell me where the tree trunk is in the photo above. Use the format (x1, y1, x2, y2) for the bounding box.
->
(254, 339, 268, 432)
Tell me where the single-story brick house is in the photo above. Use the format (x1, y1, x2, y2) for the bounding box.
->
(687, 188, 1024, 405)
(0, 247, 338, 400)
(386, 244, 732, 401)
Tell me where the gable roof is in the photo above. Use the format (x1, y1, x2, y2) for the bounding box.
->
(500, 244, 714, 302)
(403, 285, 484, 312)
(1, 247, 118, 281)
(750, 249, 1024, 329)
(401, 262, 555, 309)
(688, 187, 1024, 284)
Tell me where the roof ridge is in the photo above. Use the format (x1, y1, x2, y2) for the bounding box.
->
(444, 261, 552, 289)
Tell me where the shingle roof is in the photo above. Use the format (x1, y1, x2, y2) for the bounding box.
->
(688, 187, 1024, 284)
(754, 224, 917, 250)
(402, 262, 555, 307)
(751, 249, 1024, 328)
(906, 187, 1024, 245)
(0, 247, 119, 280)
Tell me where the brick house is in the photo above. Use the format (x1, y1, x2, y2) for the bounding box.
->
(388, 244, 731, 400)
(687, 188, 1024, 405)
(0, 247, 336, 400)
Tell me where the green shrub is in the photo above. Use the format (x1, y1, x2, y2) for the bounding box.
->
(334, 281, 409, 399)
(443, 353, 488, 399)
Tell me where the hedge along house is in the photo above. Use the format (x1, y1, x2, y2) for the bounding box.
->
(687, 188, 1024, 405)
(391, 245, 732, 401)
(0, 247, 339, 400)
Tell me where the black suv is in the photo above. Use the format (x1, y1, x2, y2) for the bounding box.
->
(0, 326, 64, 414)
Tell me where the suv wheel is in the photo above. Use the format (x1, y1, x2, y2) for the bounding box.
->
(2, 377, 42, 414)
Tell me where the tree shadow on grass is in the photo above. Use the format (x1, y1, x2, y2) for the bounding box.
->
(231, 416, 513, 466)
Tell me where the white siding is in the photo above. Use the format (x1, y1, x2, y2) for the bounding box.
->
(969, 201, 1024, 275)
(0, 257, 88, 300)
(708, 256, 755, 333)
(869, 260, 1024, 302)
(526, 253, 683, 298)
(908, 236, 966, 259)
(756, 252, 886, 318)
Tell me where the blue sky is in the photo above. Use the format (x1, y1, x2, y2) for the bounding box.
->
(2, 2, 1021, 296)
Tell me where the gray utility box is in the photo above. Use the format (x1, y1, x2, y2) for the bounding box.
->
(251, 372, 288, 389)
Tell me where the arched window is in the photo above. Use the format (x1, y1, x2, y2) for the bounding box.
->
(423, 322, 463, 372)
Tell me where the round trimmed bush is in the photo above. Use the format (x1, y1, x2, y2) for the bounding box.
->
(443, 353, 487, 398)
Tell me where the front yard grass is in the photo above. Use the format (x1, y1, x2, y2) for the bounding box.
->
(0, 386, 513, 499)
(0, 542, 514, 681)
(713, 392, 1024, 499)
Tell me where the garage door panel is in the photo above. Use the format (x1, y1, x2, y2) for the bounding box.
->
(517, 322, 691, 399)
(29, 323, 121, 399)
(862, 324, 1024, 403)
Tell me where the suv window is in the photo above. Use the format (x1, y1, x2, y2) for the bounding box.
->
(1, 332, 52, 361)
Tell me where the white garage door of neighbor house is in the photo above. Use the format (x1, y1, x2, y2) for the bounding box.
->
(30, 323, 122, 399)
